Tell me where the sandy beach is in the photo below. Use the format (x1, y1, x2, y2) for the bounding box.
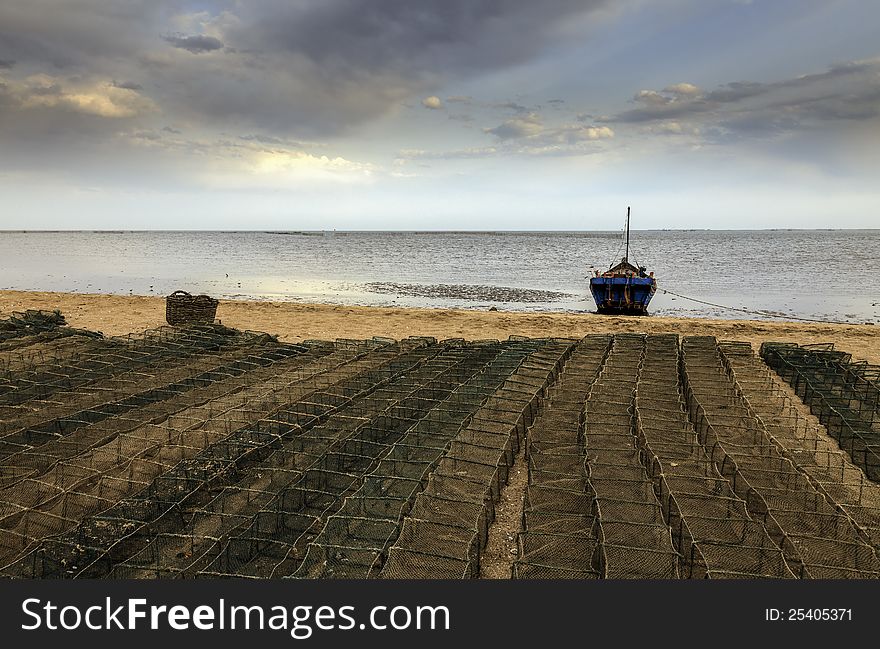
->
(2, 289, 877, 365)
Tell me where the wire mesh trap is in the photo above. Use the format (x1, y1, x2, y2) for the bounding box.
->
(0, 317, 878, 579)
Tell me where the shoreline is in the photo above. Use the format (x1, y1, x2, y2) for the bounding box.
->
(1, 289, 877, 364)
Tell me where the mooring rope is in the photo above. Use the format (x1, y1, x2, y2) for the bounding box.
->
(657, 288, 857, 325)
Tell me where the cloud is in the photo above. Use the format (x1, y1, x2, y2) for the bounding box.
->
(0, 0, 613, 141)
(497, 101, 530, 113)
(663, 82, 700, 97)
(200, 0, 611, 133)
(129, 129, 162, 141)
(550, 124, 614, 142)
(245, 150, 375, 184)
(603, 59, 880, 142)
(162, 33, 225, 54)
(485, 112, 544, 139)
(447, 112, 474, 123)
(485, 111, 613, 147)
(705, 81, 766, 102)
(652, 121, 683, 134)
(398, 146, 499, 160)
(0, 1, 172, 69)
(238, 133, 321, 148)
(92, 126, 376, 189)
(421, 95, 443, 109)
(1, 73, 156, 118)
(647, 121, 703, 137)
(229, 1, 609, 77)
(1, 0, 873, 200)
(111, 80, 143, 91)
(634, 89, 672, 107)
(408, 111, 612, 161)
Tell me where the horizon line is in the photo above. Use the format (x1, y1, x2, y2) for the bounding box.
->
(1, 228, 878, 234)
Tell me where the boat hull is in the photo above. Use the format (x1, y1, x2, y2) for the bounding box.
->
(590, 276, 656, 315)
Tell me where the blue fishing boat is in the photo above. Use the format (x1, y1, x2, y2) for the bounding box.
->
(590, 207, 656, 315)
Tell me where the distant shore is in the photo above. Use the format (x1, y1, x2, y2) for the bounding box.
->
(1, 290, 877, 365)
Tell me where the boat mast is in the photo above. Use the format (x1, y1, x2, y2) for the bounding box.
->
(624, 206, 630, 264)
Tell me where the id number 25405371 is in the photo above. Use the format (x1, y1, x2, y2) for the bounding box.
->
(765, 608, 852, 622)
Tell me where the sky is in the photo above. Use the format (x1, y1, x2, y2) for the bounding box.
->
(0, 0, 878, 230)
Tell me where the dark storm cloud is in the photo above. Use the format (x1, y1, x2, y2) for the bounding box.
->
(0, 1, 627, 188)
(178, 0, 611, 134)
(0, 1, 177, 69)
(228, 1, 606, 77)
(0, 0, 613, 142)
(162, 34, 224, 54)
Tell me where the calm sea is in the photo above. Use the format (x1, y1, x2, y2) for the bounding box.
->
(0, 230, 877, 323)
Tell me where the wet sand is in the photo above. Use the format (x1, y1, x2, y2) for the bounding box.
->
(363, 282, 574, 303)
(1, 290, 877, 364)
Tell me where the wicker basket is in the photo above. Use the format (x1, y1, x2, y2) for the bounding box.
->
(165, 290, 219, 326)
